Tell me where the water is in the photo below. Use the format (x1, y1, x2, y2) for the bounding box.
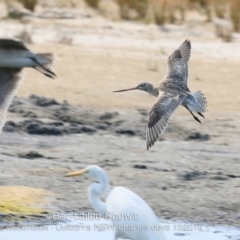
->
(0, 218, 239, 240)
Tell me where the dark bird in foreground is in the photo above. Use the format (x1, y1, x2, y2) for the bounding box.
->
(0, 38, 56, 133)
(114, 40, 207, 150)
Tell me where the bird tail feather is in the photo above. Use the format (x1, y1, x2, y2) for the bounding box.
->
(192, 91, 207, 113)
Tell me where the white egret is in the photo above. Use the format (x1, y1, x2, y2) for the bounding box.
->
(66, 165, 166, 240)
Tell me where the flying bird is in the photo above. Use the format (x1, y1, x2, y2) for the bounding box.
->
(0, 38, 56, 133)
(114, 40, 207, 150)
(66, 165, 166, 240)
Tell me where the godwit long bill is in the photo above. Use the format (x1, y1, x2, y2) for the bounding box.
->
(114, 40, 207, 150)
(0, 38, 56, 133)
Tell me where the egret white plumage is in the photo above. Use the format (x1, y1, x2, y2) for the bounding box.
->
(66, 165, 166, 240)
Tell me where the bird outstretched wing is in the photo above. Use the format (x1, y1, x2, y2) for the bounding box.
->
(166, 39, 191, 84)
(0, 68, 24, 133)
(0, 38, 29, 50)
(146, 91, 186, 150)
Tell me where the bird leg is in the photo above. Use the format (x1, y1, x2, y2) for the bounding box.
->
(197, 112, 205, 118)
(185, 107, 201, 124)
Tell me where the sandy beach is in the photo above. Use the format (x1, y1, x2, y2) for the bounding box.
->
(0, 12, 240, 229)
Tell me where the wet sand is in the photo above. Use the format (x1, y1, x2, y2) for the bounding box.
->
(0, 18, 240, 228)
(0, 95, 240, 227)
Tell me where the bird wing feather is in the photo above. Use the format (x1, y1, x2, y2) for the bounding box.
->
(177, 39, 191, 62)
(146, 91, 185, 150)
(0, 38, 29, 50)
(166, 39, 191, 84)
(0, 68, 24, 133)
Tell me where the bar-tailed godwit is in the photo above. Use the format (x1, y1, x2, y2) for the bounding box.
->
(0, 38, 56, 133)
(114, 40, 207, 150)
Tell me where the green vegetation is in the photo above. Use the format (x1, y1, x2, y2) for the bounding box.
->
(85, 0, 100, 8)
(117, 0, 148, 19)
(5, 0, 240, 33)
(0, 186, 50, 215)
(0, 203, 43, 214)
(18, 0, 38, 11)
(230, 0, 240, 32)
(116, 0, 240, 32)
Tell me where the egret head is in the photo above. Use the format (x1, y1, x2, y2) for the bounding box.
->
(113, 82, 152, 93)
(66, 165, 109, 196)
(66, 165, 106, 180)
